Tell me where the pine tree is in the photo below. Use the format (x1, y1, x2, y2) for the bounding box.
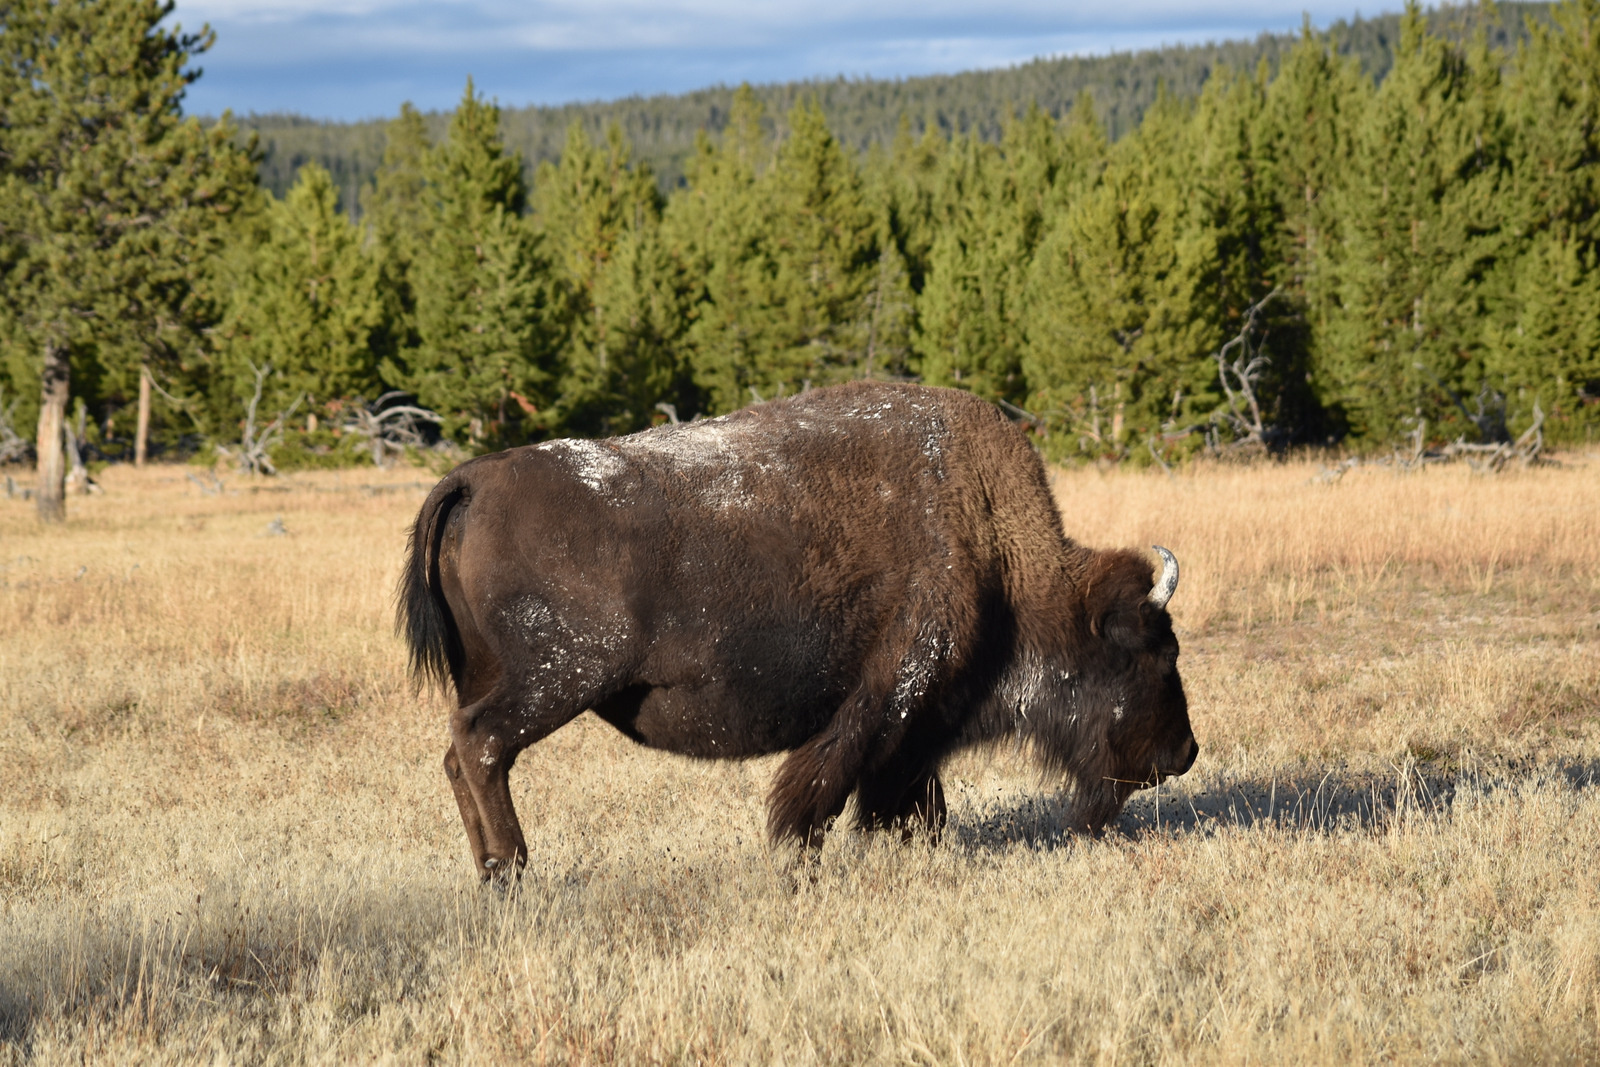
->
(393, 80, 552, 447)
(361, 103, 432, 374)
(1489, 232, 1600, 435)
(87, 113, 262, 466)
(1188, 63, 1327, 445)
(1503, 0, 1600, 244)
(852, 117, 941, 385)
(663, 85, 769, 415)
(679, 96, 878, 411)
(534, 122, 677, 434)
(1256, 26, 1373, 441)
(862, 115, 946, 297)
(754, 98, 877, 394)
(214, 163, 384, 423)
(1324, 2, 1510, 444)
(1261, 24, 1370, 347)
(0, 0, 258, 519)
(913, 133, 1022, 400)
(1491, 0, 1600, 440)
(915, 100, 1108, 407)
(1021, 91, 1221, 459)
(588, 222, 699, 431)
(855, 219, 916, 381)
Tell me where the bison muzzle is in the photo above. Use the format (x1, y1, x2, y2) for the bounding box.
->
(399, 382, 1197, 881)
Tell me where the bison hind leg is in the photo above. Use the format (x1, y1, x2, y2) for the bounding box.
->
(449, 681, 589, 883)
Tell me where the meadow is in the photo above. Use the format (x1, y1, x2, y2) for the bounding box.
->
(1, 452, 1597, 1064)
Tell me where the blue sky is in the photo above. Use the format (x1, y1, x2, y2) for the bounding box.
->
(174, 1, 1398, 121)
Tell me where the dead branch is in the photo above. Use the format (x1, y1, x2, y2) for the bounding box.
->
(1146, 437, 1174, 475)
(1080, 385, 1105, 451)
(186, 470, 224, 495)
(216, 362, 301, 476)
(1412, 362, 1512, 445)
(0, 387, 30, 465)
(1396, 416, 1427, 470)
(995, 398, 1044, 434)
(1210, 287, 1283, 451)
(1311, 458, 1362, 485)
(1442, 399, 1545, 472)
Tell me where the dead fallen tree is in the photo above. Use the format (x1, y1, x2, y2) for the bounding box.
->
(1314, 403, 1548, 483)
(1147, 288, 1287, 465)
(1391, 403, 1547, 473)
(340, 392, 444, 468)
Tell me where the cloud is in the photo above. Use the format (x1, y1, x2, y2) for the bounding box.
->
(173, 1, 1388, 119)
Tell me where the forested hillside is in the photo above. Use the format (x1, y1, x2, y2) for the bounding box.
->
(240, 4, 1554, 208)
(3, 0, 1598, 515)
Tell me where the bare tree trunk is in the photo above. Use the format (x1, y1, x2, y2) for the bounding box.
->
(35, 341, 70, 523)
(135, 364, 151, 468)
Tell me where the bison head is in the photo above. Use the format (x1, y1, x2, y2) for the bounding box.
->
(1067, 545, 1198, 833)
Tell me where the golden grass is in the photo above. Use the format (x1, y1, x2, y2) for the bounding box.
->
(2, 456, 1598, 1064)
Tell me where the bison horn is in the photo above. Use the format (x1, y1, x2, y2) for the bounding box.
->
(1149, 546, 1179, 609)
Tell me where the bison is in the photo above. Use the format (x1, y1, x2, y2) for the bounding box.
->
(400, 381, 1197, 881)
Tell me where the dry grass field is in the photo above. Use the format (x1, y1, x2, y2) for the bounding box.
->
(2, 452, 1598, 1064)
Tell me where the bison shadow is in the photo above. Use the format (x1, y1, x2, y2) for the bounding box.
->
(949, 759, 1600, 853)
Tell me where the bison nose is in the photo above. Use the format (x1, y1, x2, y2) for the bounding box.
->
(1178, 738, 1199, 774)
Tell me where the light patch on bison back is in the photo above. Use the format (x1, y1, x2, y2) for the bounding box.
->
(841, 395, 948, 481)
(622, 413, 760, 466)
(840, 399, 898, 420)
(539, 392, 952, 518)
(618, 414, 785, 512)
(537, 438, 628, 497)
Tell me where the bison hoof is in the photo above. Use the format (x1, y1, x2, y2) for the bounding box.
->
(479, 856, 524, 893)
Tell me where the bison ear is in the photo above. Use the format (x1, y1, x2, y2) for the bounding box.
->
(1095, 598, 1150, 652)
(1085, 550, 1158, 652)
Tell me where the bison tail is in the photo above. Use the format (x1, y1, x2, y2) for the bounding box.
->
(397, 471, 468, 695)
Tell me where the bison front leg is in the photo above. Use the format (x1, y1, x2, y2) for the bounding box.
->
(857, 768, 947, 844)
(767, 737, 858, 850)
(767, 686, 883, 850)
(1067, 775, 1140, 837)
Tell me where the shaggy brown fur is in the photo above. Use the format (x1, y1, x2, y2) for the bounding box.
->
(399, 382, 1197, 881)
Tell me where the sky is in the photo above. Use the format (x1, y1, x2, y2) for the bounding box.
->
(173, 1, 1397, 122)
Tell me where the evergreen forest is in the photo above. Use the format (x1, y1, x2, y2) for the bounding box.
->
(4, 0, 1600, 519)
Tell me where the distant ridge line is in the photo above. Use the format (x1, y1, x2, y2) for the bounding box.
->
(227, 3, 1552, 211)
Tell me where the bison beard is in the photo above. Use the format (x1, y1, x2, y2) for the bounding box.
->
(399, 382, 1197, 882)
